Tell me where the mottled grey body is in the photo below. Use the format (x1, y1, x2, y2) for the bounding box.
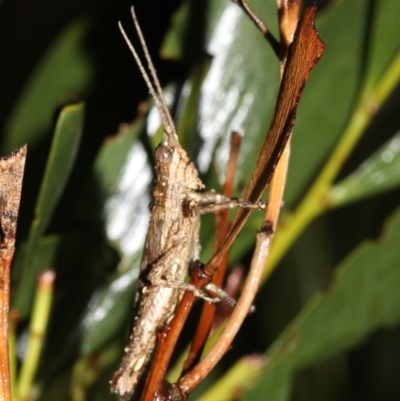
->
(111, 9, 240, 400)
(111, 132, 205, 399)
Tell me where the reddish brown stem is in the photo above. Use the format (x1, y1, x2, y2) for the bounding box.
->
(0, 250, 13, 401)
(182, 132, 241, 374)
(140, 263, 210, 401)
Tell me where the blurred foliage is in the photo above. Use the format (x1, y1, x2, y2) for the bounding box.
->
(1, 0, 399, 400)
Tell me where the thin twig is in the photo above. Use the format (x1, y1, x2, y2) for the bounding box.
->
(232, 0, 280, 58)
(182, 132, 241, 374)
(139, 135, 242, 400)
(177, 222, 274, 395)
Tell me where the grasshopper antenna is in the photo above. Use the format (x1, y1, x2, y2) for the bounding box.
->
(118, 7, 176, 138)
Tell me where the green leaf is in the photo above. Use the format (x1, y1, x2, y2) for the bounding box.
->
(84, 117, 150, 259)
(330, 131, 400, 207)
(198, 0, 280, 186)
(12, 103, 84, 317)
(35, 103, 84, 234)
(3, 19, 92, 153)
(77, 118, 150, 353)
(361, 0, 400, 99)
(90, 121, 143, 204)
(285, 0, 368, 203)
(176, 57, 211, 157)
(78, 262, 139, 355)
(186, 0, 372, 208)
(196, 356, 265, 401)
(161, 0, 191, 60)
(243, 208, 400, 401)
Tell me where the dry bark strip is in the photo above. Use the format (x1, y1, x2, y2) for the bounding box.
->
(0, 145, 27, 401)
(174, 7, 326, 398)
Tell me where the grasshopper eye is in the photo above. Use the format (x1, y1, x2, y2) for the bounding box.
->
(155, 145, 173, 165)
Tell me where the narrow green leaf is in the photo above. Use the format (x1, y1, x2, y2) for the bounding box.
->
(361, 0, 400, 99)
(34, 103, 84, 234)
(161, 0, 190, 59)
(17, 271, 55, 399)
(330, 131, 400, 207)
(12, 103, 84, 317)
(3, 19, 92, 153)
(286, 0, 368, 203)
(176, 58, 212, 161)
(196, 356, 264, 401)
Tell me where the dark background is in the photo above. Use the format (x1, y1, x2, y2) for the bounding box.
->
(1, 1, 399, 401)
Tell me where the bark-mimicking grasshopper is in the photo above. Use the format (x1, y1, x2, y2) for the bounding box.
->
(111, 8, 264, 400)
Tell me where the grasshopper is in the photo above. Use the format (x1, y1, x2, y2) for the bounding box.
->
(111, 8, 263, 400)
